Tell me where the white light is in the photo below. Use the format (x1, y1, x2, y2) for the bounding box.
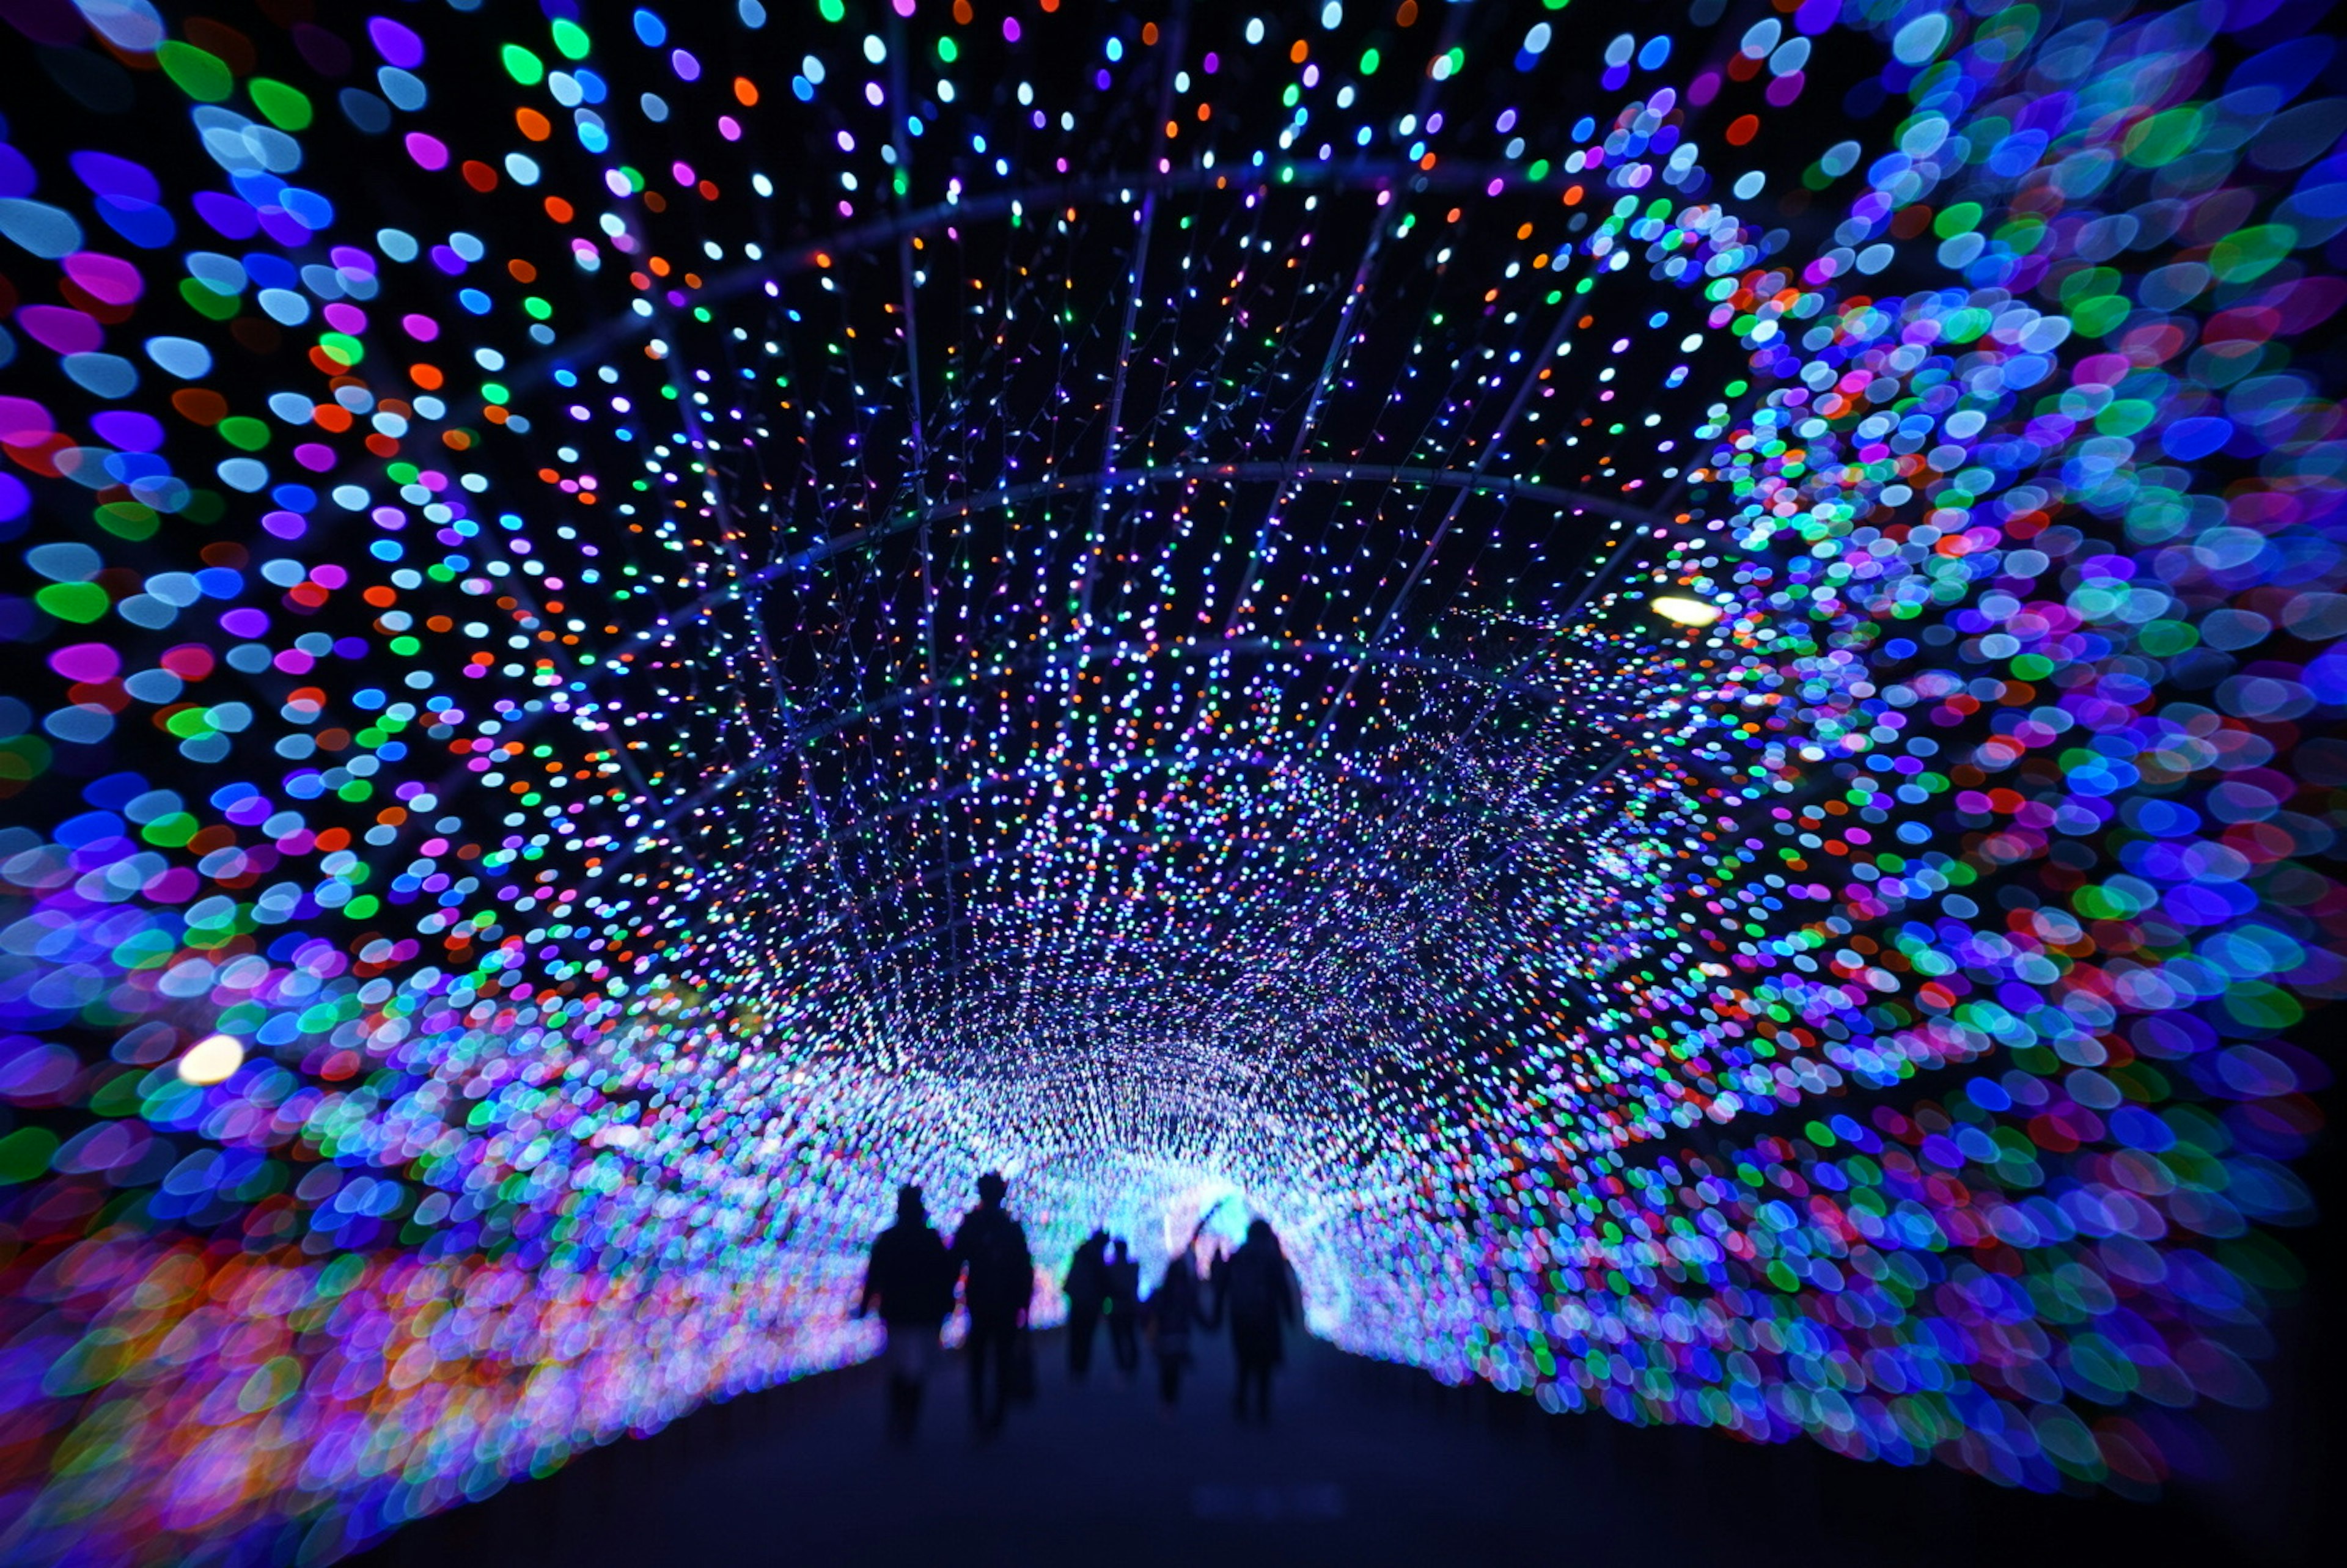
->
(177, 1033, 246, 1086)
(1652, 597, 1725, 628)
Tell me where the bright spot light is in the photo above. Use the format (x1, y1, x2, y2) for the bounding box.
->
(178, 1033, 245, 1086)
(1652, 596, 1724, 627)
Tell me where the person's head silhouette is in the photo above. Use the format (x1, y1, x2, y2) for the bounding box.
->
(976, 1170, 1008, 1207)
(1247, 1218, 1277, 1248)
(896, 1184, 926, 1222)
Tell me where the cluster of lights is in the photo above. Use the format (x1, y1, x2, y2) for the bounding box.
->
(0, 1, 2338, 1563)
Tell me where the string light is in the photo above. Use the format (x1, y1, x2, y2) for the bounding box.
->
(0, 2, 2337, 1561)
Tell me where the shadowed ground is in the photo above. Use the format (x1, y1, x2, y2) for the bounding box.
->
(345, 1319, 2305, 1567)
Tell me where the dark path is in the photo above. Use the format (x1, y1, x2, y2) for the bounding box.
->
(352, 1326, 2278, 1567)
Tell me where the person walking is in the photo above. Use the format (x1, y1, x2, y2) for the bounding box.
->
(1221, 1218, 1298, 1423)
(853, 1184, 958, 1439)
(950, 1170, 1034, 1434)
(1146, 1243, 1216, 1409)
(1104, 1237, 1142, 1376)
(1063, 1229, 1111, 1380)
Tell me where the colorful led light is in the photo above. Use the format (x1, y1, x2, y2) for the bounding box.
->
(0, 1, 2338, 1563)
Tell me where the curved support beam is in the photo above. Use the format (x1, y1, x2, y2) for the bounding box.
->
(595, 628, 1604, 879)
(633, 460, 1677, 638)
(516, 158, 1544, 394)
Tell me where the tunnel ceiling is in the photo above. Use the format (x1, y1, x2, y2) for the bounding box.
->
(0, 1, 2342, 1562)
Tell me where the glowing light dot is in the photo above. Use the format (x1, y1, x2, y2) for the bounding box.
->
(1651, 598, 1724, 628)
(177, 1034, 245, 1086)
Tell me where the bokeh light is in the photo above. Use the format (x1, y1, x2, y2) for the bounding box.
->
(174, 1030, 245, 1085)
(0, 0, 2339, 1563)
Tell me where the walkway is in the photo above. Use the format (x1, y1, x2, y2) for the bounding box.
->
(345, 1322, 2274, 1567)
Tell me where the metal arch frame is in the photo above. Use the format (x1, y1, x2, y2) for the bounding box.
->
(590, 623, 1631, 879)
(413, 153, 1723, 898)
(294, 154, 1537, 594)
(630, 459, 1680, 632)
(411, 155, 1680, 800)
(639, 759, 1395, 937)
(504, 156, 1559, 398)
(418, 457, 1677, 821)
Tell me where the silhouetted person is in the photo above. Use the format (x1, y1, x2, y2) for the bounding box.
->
(1147, 1245, 1217, 1408)
(950, 1170, 1033, 1433)
(854, 1184, 958, 1438)
(1063, 1228, 1110, 1380)
(1104, 1237, 1142, 1375)
(1221, 1218, 1297, 1422)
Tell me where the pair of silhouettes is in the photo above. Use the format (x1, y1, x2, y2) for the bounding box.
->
(1068, 1215, 1298, 1419)
(1061, 1229, 1143, 1379)
(854, 1173, 1032, 1438)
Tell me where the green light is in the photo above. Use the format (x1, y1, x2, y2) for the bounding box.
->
(249, 78, 314, 131)
(550, 19, 592, 60)
(1359, 46, 1379, 74)
(156, 42, 233, 103)
(819, 0, 845, 20)
(939, 36, 958, 63)
(502, 45, 546, 86)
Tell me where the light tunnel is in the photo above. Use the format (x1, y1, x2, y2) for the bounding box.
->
(0, 0, 2340, 1561)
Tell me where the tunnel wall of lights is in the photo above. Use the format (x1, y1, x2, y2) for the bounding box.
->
(0, 0, 2340, 1561)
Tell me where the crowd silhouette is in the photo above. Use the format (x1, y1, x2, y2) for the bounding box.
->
(856, 1175, 1301, 1440)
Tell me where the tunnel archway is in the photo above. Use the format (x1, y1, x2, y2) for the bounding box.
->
(0, 1, 2339, 1562)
